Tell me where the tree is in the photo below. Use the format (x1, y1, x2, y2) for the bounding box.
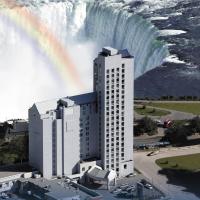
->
(139, 117, 158, 135)
(9, 136, 28, 163)
(165, 123, 188, 144)
(190, 116, 200, 134)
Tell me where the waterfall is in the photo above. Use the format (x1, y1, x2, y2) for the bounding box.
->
(84, 1, 169, 78)
(17, 0, 169, 78)
(0, 0, 169, 120)
(1, 0, 169, 78)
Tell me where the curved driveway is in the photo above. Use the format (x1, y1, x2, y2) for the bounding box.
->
(135, 105, 196, 121)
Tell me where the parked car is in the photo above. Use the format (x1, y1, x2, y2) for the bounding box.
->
(145, 183, 153, 190)
(126, 186, 136, 192)
(120, 184, 129, 190)
(163, 119, 172, 128)
(113, 188, 122, 194)
(140, 179, 147, 185)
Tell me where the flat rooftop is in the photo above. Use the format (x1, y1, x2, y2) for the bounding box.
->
(20, 177, 102, 200)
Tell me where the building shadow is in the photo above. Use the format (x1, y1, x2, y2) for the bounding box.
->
(158, 168, 200, 198)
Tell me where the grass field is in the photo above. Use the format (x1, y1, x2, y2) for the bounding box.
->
(135, 106, 170, 116)
(149, 102, 200, 115)
(156, 153, 200, 172)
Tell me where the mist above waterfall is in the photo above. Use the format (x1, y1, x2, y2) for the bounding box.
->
(0, 0, 168, 121)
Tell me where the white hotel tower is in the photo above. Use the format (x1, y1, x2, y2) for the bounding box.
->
(29, 47, 134, 180)
(94, 47, 134, 176)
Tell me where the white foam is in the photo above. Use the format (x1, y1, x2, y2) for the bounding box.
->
(150, 16, 169, 21)
(164, 55, 186, 64)
(159, 29, 187, 36)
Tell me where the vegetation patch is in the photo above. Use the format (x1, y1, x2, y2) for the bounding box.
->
(0, 136, 28, 165)
(149, 102, 200, 115)
(134, 116, 158, 136)
(156, 153, 200, 172)
(135, 106, 170, 116)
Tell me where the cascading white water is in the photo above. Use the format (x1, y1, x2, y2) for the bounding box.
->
(84, 1, 169, 77)
(0, 0, 169, 120)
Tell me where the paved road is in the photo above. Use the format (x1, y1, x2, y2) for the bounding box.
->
(134, 145, 200, 200)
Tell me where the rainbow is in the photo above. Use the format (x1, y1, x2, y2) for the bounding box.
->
(0, 0, 83, 92)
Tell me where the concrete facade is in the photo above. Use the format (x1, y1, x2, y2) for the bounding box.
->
(93, 47, 134, 177)
(29, 47, 134, 179)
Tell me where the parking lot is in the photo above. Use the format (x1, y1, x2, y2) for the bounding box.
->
(90, 174, 165, 200)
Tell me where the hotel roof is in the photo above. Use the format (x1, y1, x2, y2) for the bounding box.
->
(33, 92, 97, 115)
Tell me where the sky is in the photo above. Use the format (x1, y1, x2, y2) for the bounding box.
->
(0, 9, 95, 121)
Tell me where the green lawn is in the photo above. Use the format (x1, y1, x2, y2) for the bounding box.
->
(156, 153, 200, 172)
(149, 102, 200, 115)
(135, 106, 170, 116)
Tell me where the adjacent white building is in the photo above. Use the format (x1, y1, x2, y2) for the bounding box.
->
(29, 47, 134, 180)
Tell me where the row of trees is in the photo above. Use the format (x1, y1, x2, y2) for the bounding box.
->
(135, 96, 200, 101)
(134, 116, 200, 145)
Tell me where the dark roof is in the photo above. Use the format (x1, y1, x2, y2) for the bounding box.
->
(88, 167, 110, 180)
(118, 49, 133, 58)
(68, 92, 97, 105)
